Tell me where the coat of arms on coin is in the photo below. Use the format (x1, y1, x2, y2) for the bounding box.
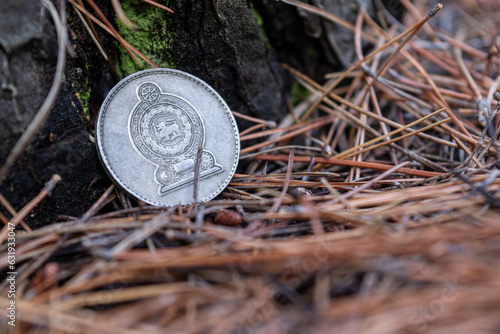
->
(96, 69, 240, 206)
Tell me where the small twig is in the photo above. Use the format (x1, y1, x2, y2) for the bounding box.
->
(239, 123, 267, 137)
(140, 0, 174, 14)
(399, 0, 436, 38)
(80, 185, 115, 222)
(0, 193, 31, 232)
(269, 149, 295, 213)
(254, 154, 442, 178)
(193, 146, 203, 204)
(232, 111, 276, 128)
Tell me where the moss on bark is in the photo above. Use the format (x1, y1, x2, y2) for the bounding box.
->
(115, 0, 177, 77)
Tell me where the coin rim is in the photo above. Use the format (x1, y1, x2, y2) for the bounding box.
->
(96, 68, 240, 206)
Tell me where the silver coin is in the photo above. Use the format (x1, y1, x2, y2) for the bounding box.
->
(96, 68, 240, 206)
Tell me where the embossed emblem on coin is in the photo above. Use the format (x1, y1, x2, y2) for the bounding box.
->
(96, 69, 240, 206)
(130, 82, 223, 196)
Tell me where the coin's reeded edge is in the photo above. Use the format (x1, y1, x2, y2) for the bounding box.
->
(96, 68, 240, 206)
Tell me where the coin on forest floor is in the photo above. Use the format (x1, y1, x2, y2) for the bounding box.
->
(96, 68, 240, 206)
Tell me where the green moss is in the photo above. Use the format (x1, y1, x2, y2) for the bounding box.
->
(115, 0, 177, 78)
(73, 70, 91, 122)
(80, 86, 91, 120)
(290, 82, 310, 106)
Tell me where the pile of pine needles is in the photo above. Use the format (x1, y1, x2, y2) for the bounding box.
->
(2, 0, 500, 333)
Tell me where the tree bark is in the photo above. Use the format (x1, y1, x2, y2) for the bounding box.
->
(0, 0, 113, 226)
